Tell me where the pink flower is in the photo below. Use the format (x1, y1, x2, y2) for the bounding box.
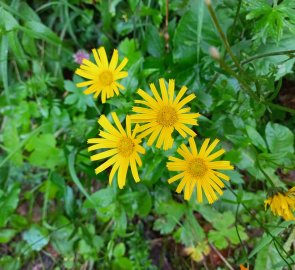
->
(73, 50, 90, 64)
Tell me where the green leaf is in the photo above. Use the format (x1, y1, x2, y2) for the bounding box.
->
(153, 200, 185, 234)
(0, 8, 19, 31)
(114, 243, 126, 258)
(145, 25, 164, 58)
(249, 221, 293, 259)
(112, 257, 133, 270)
(51, 216, 76, 256)
(180, 211, 205, 246)
(136, 188, 152, 217)
(64, 80, 93, 112)
(114, 206, 127, 235)
(7, 31, 29, 70)
(119, 38, 142, 66)
(246, 125, 267, 152)
(84, 187, 115, 209)
(23, 225, 50, 251)
(265, 122, 294, 155)
(254, 243, 283, 270)
(0, 185, 20, 227)
(25, 133, 65, 169)
(3, 120, 23, 166)
(23, 21, 61, 45)
(0, 229, 17, 243)
(0, 35, 9, 101)
(244, 0, 295, 43)
(16, 1, 41, 22)
(0, 256, 21, 270)
(173, 0, 219, 64)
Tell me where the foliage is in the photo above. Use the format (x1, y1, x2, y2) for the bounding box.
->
(0, 0, 295, 269)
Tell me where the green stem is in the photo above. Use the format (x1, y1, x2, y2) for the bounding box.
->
(219, 59, 259, 100)
(266, 102, 295, 114)
(257, 159, 275, 188)
(232, 0, 242, 31)
(207, 4, 243, 73)
(241, 50, 295, 66)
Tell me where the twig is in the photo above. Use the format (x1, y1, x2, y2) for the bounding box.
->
(209, 243, 235, 270)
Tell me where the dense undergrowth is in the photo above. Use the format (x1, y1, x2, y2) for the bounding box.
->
(0, 0, 295, 269)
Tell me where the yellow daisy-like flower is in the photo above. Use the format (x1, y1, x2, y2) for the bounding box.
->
(75, 47, 128, 103)
(167, 137, 234, 204)
(130, 78, 200, 150)
(264, 187, 295, 221)
(87, 112, 145, 188)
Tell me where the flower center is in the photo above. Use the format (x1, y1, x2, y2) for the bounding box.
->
(99, 71, 113, 86)
(187, 158, 208, 178)
(157, 106, 178, 127)
(117, 137, 135, 157)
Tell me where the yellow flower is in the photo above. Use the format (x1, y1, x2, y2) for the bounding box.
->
(264, 187, 295, 221)
(184, 241, 210, 262)
(75, 47, 128, 103)
(87, 112, 145, 188)
(167, 137, 233, 203)
(130, 78, 200, 150)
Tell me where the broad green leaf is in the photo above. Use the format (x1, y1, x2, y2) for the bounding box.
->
(25, 133, 65, 169)
(51, 216, 76, 256)
(84, 187, 115, 209)
(16, 1, 41, 22)
(23, 225, 50, 251)
(265, 122, 294, 155)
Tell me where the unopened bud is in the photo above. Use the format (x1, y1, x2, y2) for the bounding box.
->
(209, 47, 220, 60)
(205, 0, 212, 6)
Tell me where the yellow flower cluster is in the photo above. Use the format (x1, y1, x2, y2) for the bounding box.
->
(75, 46, 235, 204)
